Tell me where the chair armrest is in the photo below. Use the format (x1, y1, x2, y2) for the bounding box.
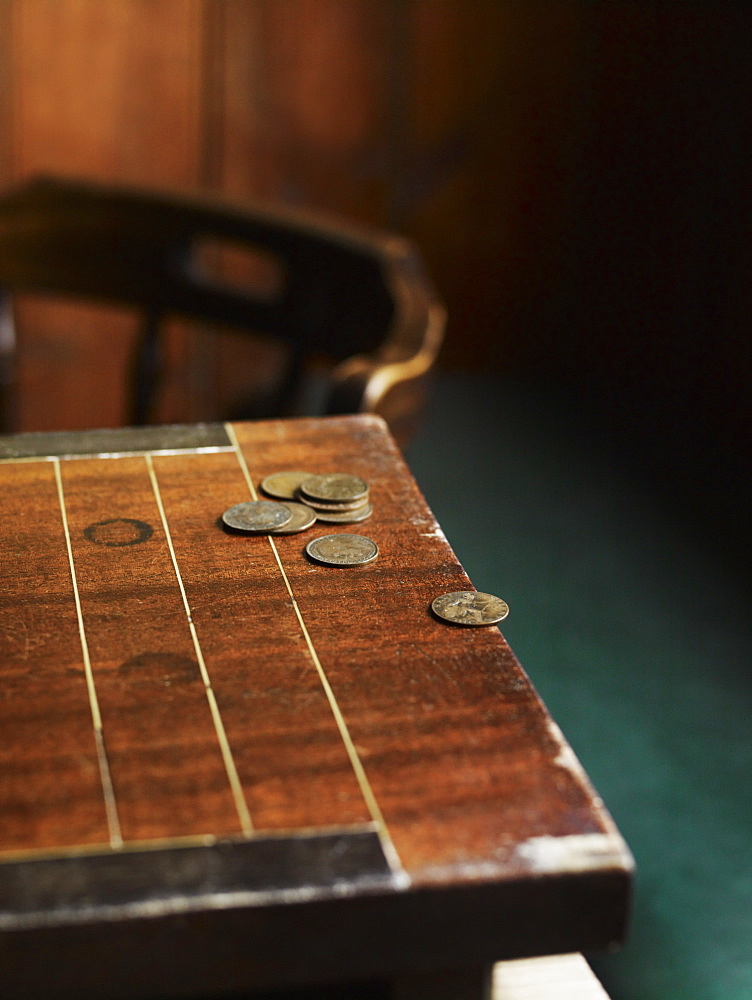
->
(328, 237, 446, 445)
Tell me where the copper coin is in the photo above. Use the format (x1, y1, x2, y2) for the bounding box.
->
(305, 533, 379, 566)
(431, 591, 509, 626)
(296, 492, 370, 512)
(314, 502, 373, 524)
(269, 502, 317, 534)
(222, 501, 292, 533)
(299, 473, 369, 505)
(260, 471, 313, 501)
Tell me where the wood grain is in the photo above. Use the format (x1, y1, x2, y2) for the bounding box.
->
(0, 462, 109, 851)
(151, 450, 372, 831)
(59, 456, 242, 842)
(0, 414, 631, 878)
(0, 415, 631, 996)
(233, 416, 625, 885)
(493, 953, 611, 1000)
(0, 445, 376, 853)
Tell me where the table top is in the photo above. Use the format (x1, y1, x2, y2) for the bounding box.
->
(0, 415, 632, 998)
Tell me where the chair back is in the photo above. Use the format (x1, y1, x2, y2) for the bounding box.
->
(0, 177, 444, 440)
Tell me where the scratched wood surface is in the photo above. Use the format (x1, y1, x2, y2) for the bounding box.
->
(0, 415, 631, 997)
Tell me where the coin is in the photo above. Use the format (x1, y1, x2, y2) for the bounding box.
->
(299, 473, 369, 504)
(431, 591, 509, 626)
(222, 500, 292, 533)
(260, 471, 313, 501)
(305, 533, 379, 566)
(314, 502, 373, 524)
(296, 493, 370, 513)
(269, 502, 317, 534)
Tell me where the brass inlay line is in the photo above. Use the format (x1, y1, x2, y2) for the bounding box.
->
(144, 454, 253, 837)
(53, 459, 123, 849)
(224, 423, 406, 879)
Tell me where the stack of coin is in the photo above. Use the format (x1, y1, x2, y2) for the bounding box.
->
(223, 470, 374, 537)
(295, 473, 373, 524)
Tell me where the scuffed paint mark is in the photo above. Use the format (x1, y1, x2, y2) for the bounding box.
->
(419, 525, 448, 541)
(515, 833, 634, 875)
(553, 741, 595, 789)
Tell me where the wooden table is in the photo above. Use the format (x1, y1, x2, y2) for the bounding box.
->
(0, 415, 632, 999)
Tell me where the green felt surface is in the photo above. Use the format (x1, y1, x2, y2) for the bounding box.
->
(406, 374, 752, 1000)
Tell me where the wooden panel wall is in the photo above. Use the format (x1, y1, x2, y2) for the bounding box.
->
(4, 0, 207, 430)
(0, 2, 11, 185)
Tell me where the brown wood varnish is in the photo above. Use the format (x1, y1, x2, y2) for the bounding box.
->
(150, 450, 371, 831)
(233, 417, 610, 883)
(0, 462, 109, 850)
(0, 416, 616, 887)
(59, 457, 239, 842)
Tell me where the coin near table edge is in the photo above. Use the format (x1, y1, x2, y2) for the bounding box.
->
(305, 533, 379, 566)
(222, 500, 293, 533)
(431, 591, 510, 626)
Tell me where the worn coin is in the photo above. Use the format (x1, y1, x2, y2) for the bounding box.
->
(296, 492, 370, 513)
(431, 591, 509, 626)
(305, 533, 379, 566)
(269, 502, 317, 534)
(300, 473, 369, 504)
(222, 500, 292, 533)
(314, 501, 373, 524)
(260, 471, 313, 501)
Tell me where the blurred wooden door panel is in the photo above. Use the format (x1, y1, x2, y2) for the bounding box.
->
(0, 1, 12, 183)
(6, 0, 206, 431)
(202, 0, 399, 416)
(216, 0, 396, 210)
(11, 0, 204, 183)
(13, 299, 136, 433)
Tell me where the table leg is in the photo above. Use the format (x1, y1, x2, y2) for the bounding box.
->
(389, 965, 493, 1000)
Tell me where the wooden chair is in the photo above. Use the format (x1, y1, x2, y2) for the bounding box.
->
(0, 176, 444, 443)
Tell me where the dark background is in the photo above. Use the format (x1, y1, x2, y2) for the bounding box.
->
(2, 1, 750, 535)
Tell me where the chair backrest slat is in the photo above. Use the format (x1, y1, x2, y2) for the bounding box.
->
(0, 176, 445, 441)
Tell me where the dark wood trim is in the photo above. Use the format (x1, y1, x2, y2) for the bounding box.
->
(0, 872, 629, 999)
(0, 422, 230, 459)
(0, 828, 394, 926)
